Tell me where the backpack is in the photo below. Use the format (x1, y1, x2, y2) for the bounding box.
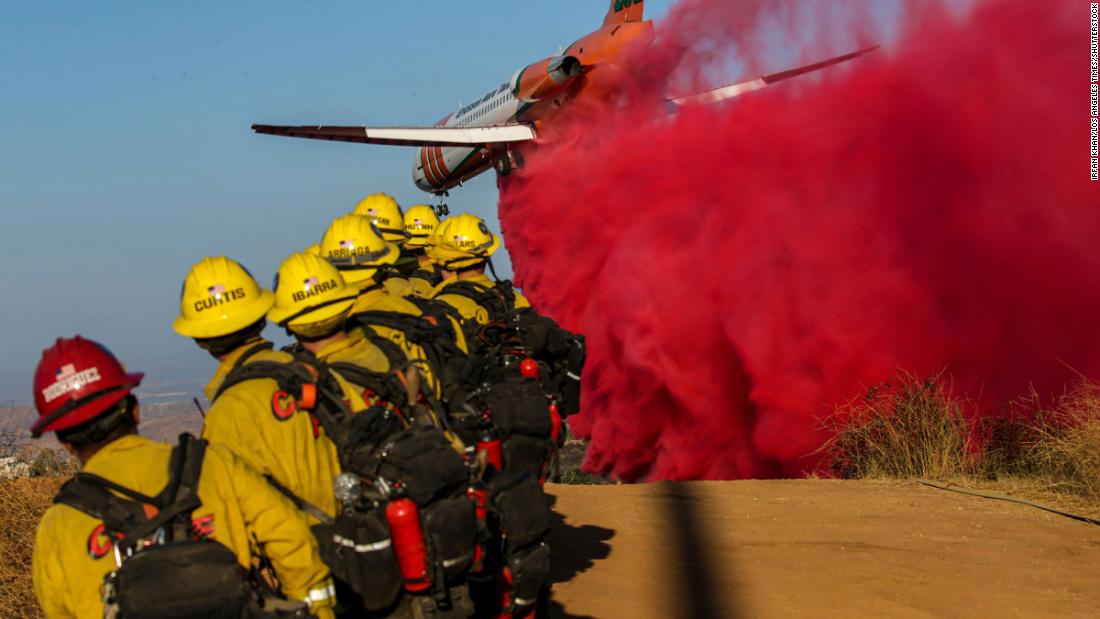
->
(434, 281, 580, 481)
(347, 302, 474, 411)
(437, 280, 585, 414)
(213, 347, 477, 614)
(53, 434, 267, 619)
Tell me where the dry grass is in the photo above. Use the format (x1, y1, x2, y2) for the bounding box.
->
(820, 373, 1100, 519)
(0, 477, 66, 619)
(819, 372, 976, 480)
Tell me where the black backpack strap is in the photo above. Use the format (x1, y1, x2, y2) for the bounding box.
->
(409, 267, 442, 288)
(213, 360, 307, 401)
(352, 310, 438, 347)
(357, 328, 414, 372)
(234, 340, 275, 369)
(288, 353, 356, 454)
(54, 434, 207, 549)
(164, 434, 207, 541)
(441, 280, 516, 324)
(329, 361, 408, 409)
(264, 474, 332, 524)
(54, 476, 154, 546)
(214, 356, 355, 453)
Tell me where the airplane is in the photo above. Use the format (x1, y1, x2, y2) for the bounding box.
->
(252, 0, 876, 214)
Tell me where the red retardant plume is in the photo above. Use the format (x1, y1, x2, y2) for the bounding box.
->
(498, 0, 1100, 480)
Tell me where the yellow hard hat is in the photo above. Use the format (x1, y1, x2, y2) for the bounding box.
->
(173, 256, 274, 338)
(353, 193, 407, 243)
(267, 252, 358, 334)
(426, 213, 500, 269)
(320, 214, 400, 285)
(403, 205, 441, 250)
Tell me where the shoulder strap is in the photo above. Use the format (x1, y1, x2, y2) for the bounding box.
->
(442, 280, 516, 322)
(404, 297, 463, 336)
(214, 355, 354, 453)
(363, 330, 411, 371)
(54, 434, 207, 548)
(264, 474, 332, 524)
(351, 310, 439, 347)
(409, 267, 442, 288)
(329, 360, 407, 406)
(235, 340, 274, 370)
(213, 359, 306, 402)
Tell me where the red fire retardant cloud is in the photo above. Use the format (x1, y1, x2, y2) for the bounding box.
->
(498, 0, 1099, 480)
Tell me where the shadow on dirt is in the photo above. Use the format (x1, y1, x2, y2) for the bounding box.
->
(546, 495, 614, 619)
(661, 483, 746, 618)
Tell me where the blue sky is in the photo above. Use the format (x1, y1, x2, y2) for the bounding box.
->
(0, 1, 680, 400)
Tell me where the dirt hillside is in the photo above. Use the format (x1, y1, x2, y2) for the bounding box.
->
(545, 480, 1100, 618)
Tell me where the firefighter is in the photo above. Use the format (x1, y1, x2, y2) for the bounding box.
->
(319, 214, 471, 425)
(353, 192, 418, 285)
(402, 204, 444, 298)
(323, 213, 468, 345)
(172, 256, 367, 521)
(427, 213, 531, 323)
(267, 251, 393, 393)
(30, 336, 336, 618)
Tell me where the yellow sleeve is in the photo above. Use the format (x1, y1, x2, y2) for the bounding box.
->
(213, 446, 337, 614)
(202, 390, 270, 477)
(33, 510, 77, 619)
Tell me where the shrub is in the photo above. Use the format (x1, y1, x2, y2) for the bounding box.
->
(1011, 381, 1100, 501)
(0, 478, 66, 618)
(820, 372, 975, 480)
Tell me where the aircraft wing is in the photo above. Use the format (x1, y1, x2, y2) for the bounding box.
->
(667, 46, 879, 109)
(251, 123, 537, 147)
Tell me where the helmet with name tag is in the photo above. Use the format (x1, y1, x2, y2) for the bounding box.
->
(31, 336, 143, 438)
(353, 193, 408, 243)
(173, 256, 275, 339)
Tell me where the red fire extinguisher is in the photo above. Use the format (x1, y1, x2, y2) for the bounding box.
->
(549, 402, 562, 444)
(466, 484, 488, 573)
(385, 498, 431, 592)
(519, 357, 539, 379)
(477, 427, 504, 472)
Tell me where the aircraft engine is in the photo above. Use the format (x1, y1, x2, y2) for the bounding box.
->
(513, 55, 583, 103)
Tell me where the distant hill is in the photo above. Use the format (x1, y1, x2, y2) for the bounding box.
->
(0, 400, 203, 456)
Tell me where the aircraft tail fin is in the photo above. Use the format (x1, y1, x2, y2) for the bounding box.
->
(603, 0, 645, 26)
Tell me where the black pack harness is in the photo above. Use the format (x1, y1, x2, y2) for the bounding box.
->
(55, 433, 206, 558)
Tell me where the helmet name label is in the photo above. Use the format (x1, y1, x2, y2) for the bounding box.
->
(42, 367, 102, 403)
(194, 287, 247, 313)
(292, 279, 338, 303)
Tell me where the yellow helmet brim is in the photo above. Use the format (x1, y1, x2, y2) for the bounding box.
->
(333, 242, 401, 284)
(172, 289, 275, 338)
(267, 293, 357, 327)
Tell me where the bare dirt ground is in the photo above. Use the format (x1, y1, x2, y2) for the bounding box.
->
(545, 480, 1100, 618)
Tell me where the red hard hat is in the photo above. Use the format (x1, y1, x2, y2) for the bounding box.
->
(31, 336, 143, 438)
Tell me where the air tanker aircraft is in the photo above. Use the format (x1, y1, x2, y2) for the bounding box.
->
(253, 0, 874, 211)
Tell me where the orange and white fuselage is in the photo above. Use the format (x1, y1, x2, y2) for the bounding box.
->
(413, 17, 653, 194)
(252, 0, 876, 201)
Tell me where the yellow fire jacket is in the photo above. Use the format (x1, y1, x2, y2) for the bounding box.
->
(201, 338, 367, 520)
(313, 329, 390, 373)
(382, 275, 414, 299)
(33, 435, 335, 619)
(407, 274, 435, 300)
(430, 273, 531, 325)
